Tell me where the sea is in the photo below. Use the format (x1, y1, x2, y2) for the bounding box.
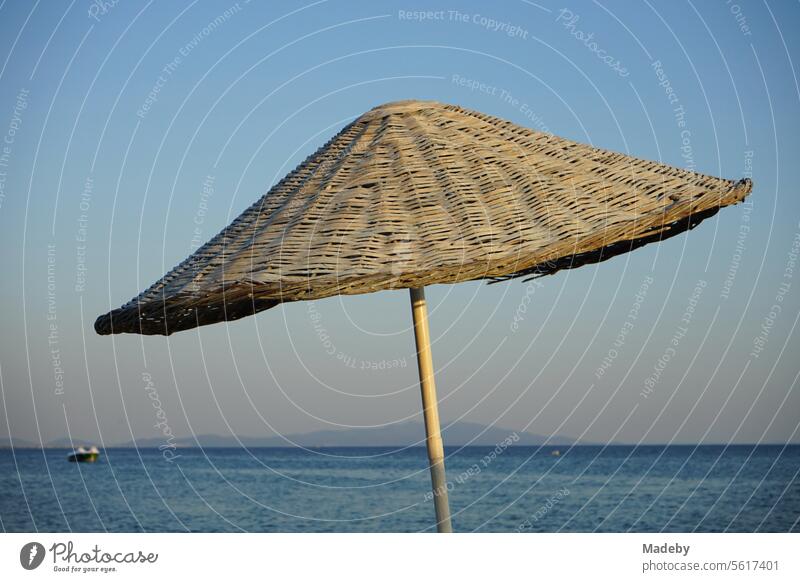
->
(1, 445, 798, 532)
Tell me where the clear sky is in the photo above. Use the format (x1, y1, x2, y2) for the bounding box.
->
(1, 0, 798, 447)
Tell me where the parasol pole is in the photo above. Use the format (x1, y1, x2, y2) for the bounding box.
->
(409, 286, 453, 533)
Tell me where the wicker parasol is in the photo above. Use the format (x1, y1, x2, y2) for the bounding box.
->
(96, 100, 752, 532)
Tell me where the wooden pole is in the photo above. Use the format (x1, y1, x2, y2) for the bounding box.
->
(409, 286, 453, 533)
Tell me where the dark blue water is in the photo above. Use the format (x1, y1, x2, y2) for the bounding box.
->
(1, 446, 798, 532)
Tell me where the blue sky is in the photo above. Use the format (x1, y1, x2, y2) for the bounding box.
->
(1, 0, 798, 447)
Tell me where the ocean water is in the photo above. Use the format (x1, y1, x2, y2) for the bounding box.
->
(1, 445, 798, 532)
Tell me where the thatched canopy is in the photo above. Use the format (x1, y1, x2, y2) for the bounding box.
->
(96, 100, 752, 336)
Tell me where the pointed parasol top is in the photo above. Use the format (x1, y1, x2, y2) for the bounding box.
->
(96, 100, 751, 335)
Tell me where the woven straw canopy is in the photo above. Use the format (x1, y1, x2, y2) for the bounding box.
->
(96, 100, 751, 336)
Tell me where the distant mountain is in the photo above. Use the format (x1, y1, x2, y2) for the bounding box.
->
(1, 422, 580, 449)
(0, 437, 40, 448)
(114, 421, 578, 448)
(48, 437, 96, 448)
(0, 436, 96, 449)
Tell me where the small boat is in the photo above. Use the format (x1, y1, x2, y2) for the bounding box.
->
(67, 446, 100, 463)
(551, 449, 561, 457)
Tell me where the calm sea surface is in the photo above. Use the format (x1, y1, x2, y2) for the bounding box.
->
(1, 445, 798, 532)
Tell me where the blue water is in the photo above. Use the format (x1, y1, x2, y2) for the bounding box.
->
(1, 446, 798, 532)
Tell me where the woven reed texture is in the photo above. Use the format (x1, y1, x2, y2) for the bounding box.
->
(96, 100, 752, 335)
